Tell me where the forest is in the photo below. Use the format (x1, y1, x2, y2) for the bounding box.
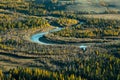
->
(0, 0, 120, 80)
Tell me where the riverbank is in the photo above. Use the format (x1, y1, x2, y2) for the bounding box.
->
(44, 33, 114, 43)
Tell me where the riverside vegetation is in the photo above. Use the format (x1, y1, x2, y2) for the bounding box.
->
(0, 0, 120, 80)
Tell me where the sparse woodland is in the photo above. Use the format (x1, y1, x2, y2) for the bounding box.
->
(0, 0, 120, 80)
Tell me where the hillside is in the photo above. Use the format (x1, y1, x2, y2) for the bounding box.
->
(35, 0, 120, 13)
(66, 0, 120, 13)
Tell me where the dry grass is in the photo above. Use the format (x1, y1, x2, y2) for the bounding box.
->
(83, 14, 120, 20)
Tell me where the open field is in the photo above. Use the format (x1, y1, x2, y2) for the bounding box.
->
(83, 14, 120, 20)
(66, 0, 120, 13)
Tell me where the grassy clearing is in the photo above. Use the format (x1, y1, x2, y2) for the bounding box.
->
(83, 14, 120, 20)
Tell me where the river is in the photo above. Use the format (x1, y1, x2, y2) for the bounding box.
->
(30, 27, 88, 50)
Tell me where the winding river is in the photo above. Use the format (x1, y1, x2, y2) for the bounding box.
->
(31, 27, 88, 50)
